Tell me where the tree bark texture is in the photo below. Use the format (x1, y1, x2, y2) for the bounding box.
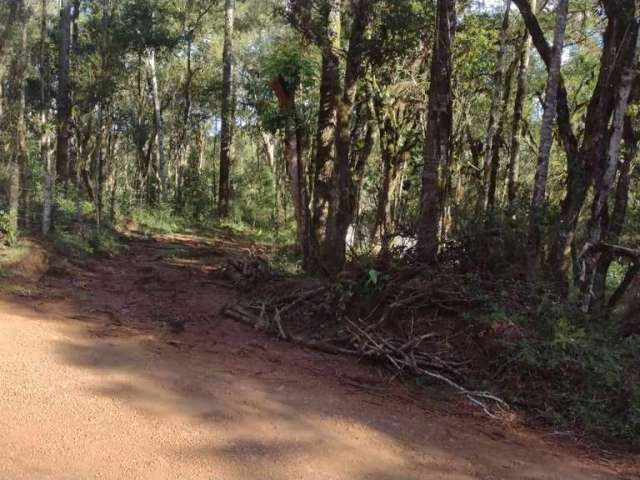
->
(417, 0, 456, 264)
(218, 0, 235, 217)
(526, 0, 569, 282)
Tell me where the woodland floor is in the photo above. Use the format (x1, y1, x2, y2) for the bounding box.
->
(0, 230, 638, 479)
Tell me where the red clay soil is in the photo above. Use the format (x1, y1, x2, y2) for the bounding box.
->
(0, 231, 637, 479)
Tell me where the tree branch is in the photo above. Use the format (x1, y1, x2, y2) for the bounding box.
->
(512, 0, 579, 162)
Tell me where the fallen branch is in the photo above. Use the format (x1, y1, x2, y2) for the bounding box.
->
(345, 320, 508, 417)
(223, 296, 507, 418)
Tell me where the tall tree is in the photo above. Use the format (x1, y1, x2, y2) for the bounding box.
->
(271, 76, 313, 270)
(310, 0, 341, 267)
(416, 0, 456, 264)
(41, 0, 54, 235)
(579, 19, 639, 312)
(481, 0, 511, 213)
(56, 0, 72, 185)
(506, 0, 536, 210)
(147, 46, 166, 201)
(526, 0, 569, 281)
(322, 0, 373, 275)
(548, 2, 637, 292)
(218, 0, 235, 217)
(6, 0, 29, 242)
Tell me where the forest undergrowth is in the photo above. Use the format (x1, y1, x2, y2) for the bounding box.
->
(218, 215, 640, 452)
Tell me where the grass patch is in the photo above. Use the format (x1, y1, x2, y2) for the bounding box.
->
(0, 242, 32, 269)
(125, 207, 190, 235)
(50, 226, 122, 259)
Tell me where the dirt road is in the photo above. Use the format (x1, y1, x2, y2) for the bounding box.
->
(0, 232, 635, 479)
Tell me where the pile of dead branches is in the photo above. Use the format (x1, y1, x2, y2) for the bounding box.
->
(223, 271, 508, 417)
(344, 320, 507, 417)
(223, 257, 274, 290)
(357, 269, 484, 333)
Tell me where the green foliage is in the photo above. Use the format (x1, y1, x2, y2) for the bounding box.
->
(0, 210, 18, 246)
(50, 229, 95, 258)
(250, 36, 320, 132)
(128, 206, 189, 235)
(115, 0, 181, 53)
(50, 222, 122, 259)
(261, 41, 318, 94)
(498, 304, 640, 448)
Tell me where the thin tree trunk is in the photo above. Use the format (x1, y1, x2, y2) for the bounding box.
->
(513, 0, 581, 284)
(7, 0, 28, 242)
(487, 56, 516, 212)
(417, 0, 456, 264)
(526, 0, 569, 282)
(56, 0, 72, 185)
(481, 0, 511, 213)
(373, 148, 393, 248)
(507, 0, 536, 210)
(270, 77, 312, 270)
(218, 0, 235, 217)
(41, 0, 54, 235)
(147, 48, 166, 201)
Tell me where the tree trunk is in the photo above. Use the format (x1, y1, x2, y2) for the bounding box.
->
(372, 148, 394, 247)
(322, 0, 372, 276)
(593, 109, 639, 311)
(487, 56, 516, 212)
(416, 0, 456, 264)
(7, 0, 28, 242)
(147, 48, 166, 202)
(310, 0, 341, 265)
(548, 6, 636, 293)
(270, 77, 312, 270)
(512, 0, 578, 162)
(526, 0, 569, 282)
(579, 23, 639, 312)
(56, 0, 72, 185)
(507, 0, 536, 210)
(481, 0, 511, 213)
(218, 0, 235, 217)
(41, 0, 54, 235)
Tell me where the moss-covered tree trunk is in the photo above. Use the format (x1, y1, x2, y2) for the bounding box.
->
(416, 0, 456, 264)
(548, 5, 636, 294)
(322, 0, 372, 276)
(310, 0, 341, 267)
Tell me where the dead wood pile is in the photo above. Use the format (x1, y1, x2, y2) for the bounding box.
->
(222, 259, 507, 416)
